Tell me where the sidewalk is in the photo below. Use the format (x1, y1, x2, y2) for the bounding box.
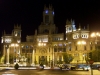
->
(0, 67, 7, 71)
(0, 66, 51, 70)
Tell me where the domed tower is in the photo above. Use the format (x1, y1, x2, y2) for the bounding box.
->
(65, 19, 76, 33)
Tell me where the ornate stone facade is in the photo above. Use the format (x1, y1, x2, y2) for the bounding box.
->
(1, 5, 97, 66)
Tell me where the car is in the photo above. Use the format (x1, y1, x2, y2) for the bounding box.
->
(83, 65, 90, 70)
(61, 64, 70, 70)
(98, 66, 100, 70)
(75, 64, 90, 71)
(70, 65, 76, 70)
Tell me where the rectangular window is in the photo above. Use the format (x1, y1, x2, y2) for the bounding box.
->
(69, 46, 71, 51)
(26, 50, 29, 53)
(90, 46, 92, 50)
(29, 49, 33, 53)
(54, 48, 57, 52)
(63, 48, 66, 52)
(58, 48, 62, 52)
(22, 49, 25, 53)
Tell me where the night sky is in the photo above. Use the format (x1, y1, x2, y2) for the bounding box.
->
(0, 0, 100, 42)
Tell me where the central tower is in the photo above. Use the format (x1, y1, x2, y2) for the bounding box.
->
(38, 4, 58, 34)
(43, 4, 54, 25)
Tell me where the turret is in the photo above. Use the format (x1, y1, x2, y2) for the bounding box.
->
(65, 19, 76, 33)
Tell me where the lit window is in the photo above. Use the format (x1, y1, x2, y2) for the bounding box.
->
(26, 46, 28, 48)
(5, 38, 11, 43)
(59, 44, 62, 46)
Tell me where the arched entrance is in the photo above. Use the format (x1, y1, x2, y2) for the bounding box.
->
(39, 56, 47, 65)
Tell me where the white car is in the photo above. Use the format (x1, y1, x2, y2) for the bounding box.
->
(83, 65, 90, 70)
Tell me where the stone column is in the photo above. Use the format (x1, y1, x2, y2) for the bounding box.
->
(32, 49, 34, 65)
(79, 53, 83, 64)
(3, 45, 6, 64)
(57, 56, 59, 61)
(52, 47, 54, 67)
(4, 45, 6, 57)
(62, 55, 63, 61)
(6, 48, 10, 64)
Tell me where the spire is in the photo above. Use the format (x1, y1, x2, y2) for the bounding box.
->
(84, 26, 85, 29)
(49, 4, 52, 10)
(72, 20, 75, 25)
(87, 24, 89, 30)
(66, 19, 69, 25)
(35, 29, 37, 35)
(71, 19, 75, 25)
(44, 4, 46, 10)
(49, 4, 51, 8)
(49, 29, 51, 34)
(19, 24, 21, 29)
(79, 23, 81, 30)
(12, 30, 13, 35)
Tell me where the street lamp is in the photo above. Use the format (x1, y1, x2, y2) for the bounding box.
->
(91, 32, 100, 62)
(91, 32, 100, 43)
(77, 40, 86, 64)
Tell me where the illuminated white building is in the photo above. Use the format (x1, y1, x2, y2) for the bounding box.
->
(1, 5, 96, 66)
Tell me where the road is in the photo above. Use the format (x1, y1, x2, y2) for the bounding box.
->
(0, 69, 100, 75)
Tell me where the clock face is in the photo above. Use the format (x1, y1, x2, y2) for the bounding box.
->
(52, 11, 54, 15)
(45, 10, 48, 14)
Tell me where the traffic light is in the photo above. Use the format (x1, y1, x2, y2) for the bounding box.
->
(89, 52, 92, 59)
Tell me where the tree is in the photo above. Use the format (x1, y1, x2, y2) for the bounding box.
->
(63, 53, 73, 64)
(92, 49, 100, 62)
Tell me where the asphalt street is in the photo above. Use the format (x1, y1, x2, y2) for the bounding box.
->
(0, 69, 100, 75)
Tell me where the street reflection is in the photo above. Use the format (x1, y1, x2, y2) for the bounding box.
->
(2, 74, 18, 75)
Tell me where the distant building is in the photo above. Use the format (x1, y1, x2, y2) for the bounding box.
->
(0, 5, 97, 66)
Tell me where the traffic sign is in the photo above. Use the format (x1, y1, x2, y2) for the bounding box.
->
(89, 60, 94, 64)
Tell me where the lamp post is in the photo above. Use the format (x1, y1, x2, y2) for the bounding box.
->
(77, 40, 86, 64)
(91, 32, 100, 62)
(89, 60, 94, 75)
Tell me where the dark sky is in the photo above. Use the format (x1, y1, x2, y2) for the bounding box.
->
(0, 0, 100, 41)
